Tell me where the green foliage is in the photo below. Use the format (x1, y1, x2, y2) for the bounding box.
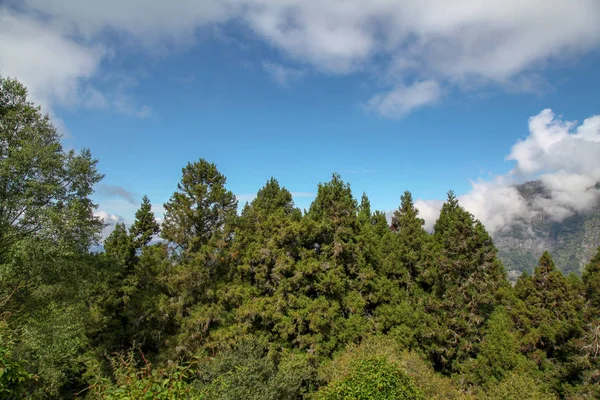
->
(162, 158, 237, 253)
(460, 307, 534, 387)
(90, 350, 198, 399)
(2, 76, 599, 400)
(314, 356, 423, 400)
(104, 223, 135, 267)
(0, 321, 33, 399)
(426, 191, 508, 371)
(481, 371, 556, 400)
(196, 337, 318, 400)
(0, 76, 103, 260)
(130, 195, 160, 249)
(583, 246, 600, 313)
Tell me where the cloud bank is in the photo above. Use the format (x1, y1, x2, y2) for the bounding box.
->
(416, 109, 600, 233)
(2, 0, 600, 118)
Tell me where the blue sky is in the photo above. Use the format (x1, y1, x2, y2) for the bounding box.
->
(2, 1, 600, 234)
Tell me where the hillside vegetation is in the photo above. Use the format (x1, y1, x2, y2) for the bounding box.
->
(1, 76, 599, 399)
(496, 181, 600, 277)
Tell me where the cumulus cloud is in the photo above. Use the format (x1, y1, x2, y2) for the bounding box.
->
(2, 0, 599, 118)
(0, 8, 152, 120)
(416, 109, 600, 234)
(94, 210, 125, 239)
(0, 9, 104, 112)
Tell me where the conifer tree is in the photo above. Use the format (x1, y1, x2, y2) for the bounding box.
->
(161, 159, 237, 253)
(104, 222, 135, 267)
(583, 246, 600, 313)
(426, 191, 507, 371)
(130, 195, 160, 250)
(388, 190, 428, 281)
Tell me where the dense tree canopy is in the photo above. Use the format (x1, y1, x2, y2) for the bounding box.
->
(1, 76, 598, 398)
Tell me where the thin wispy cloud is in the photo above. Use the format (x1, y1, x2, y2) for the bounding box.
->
(262, 61, 305, 87)
(98, 184, 137, 205)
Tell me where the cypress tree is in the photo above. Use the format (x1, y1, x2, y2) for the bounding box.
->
(129, 195, 160, 250)
(426, 191, 507, 371)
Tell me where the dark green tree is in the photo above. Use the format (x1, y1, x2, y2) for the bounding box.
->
(130, 195, 160, 250)
(583, 246, 600, 314)
(387, 190, 429, 283)
(426, 191, 507, 371)
(161, 159, 237, 253)
(104, 222, 135, 267)
(514, 251, 586, 395)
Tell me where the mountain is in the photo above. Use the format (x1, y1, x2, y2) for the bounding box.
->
(494, 180, 600, 279)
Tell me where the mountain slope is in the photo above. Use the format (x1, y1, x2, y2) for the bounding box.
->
(494, 181, 600, 278)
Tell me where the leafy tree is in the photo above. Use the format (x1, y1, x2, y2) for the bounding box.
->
(0, 76, 103, 260)
(196, 337, 317, 400)
(0, 76, 104, 397)
(514, 251, 586, 395)
(460, 307, 534, 387)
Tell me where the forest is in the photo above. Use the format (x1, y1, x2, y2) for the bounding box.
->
(1, 75, 599, 399)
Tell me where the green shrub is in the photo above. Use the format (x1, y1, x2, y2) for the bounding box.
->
(89, 350, 199, 399)
(196, 336, 318, 400)
(0, 322, 33, 399)
(314, 356, 423, 400)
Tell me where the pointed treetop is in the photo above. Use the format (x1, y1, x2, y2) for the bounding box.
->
(105, 222, 135, 266)
(162, 158, 237, 251)
(130, 195, 160, 249)
(308, 173, 357, 223)
(358, 192, 372, 219)
(391, 190, 424, 232)
(446, 190, 459, 208)
(433, 190, 469, 238)
(248, 177, 295, 215)
(535, 251, 557, 275)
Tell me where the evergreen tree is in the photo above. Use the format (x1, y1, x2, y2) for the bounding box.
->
(130, 195, 160, 250)
(582, 246, 600, 313)
(515, 251, 586, 395)
(161, 159, 237, 253)
(104, 222, 135, 267)
(388, 190, 428, 282)
(426, 191, 507, 371)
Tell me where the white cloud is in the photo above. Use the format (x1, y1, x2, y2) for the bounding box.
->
(0, 8, 152, 120)
(367, 80, 441, 118)
(416, 109, 600, 234)
(262, 61, 305, 87)
(94, 210, 125, 239)
(0, 9, 104, 112)
(3, 0, 600, 118)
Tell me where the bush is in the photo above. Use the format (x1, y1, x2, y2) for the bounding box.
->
(314, 356, 423, 400)
(195, 336, 318, 400)
(0, 321, 33, 399)
(89, 350, 199, 399)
